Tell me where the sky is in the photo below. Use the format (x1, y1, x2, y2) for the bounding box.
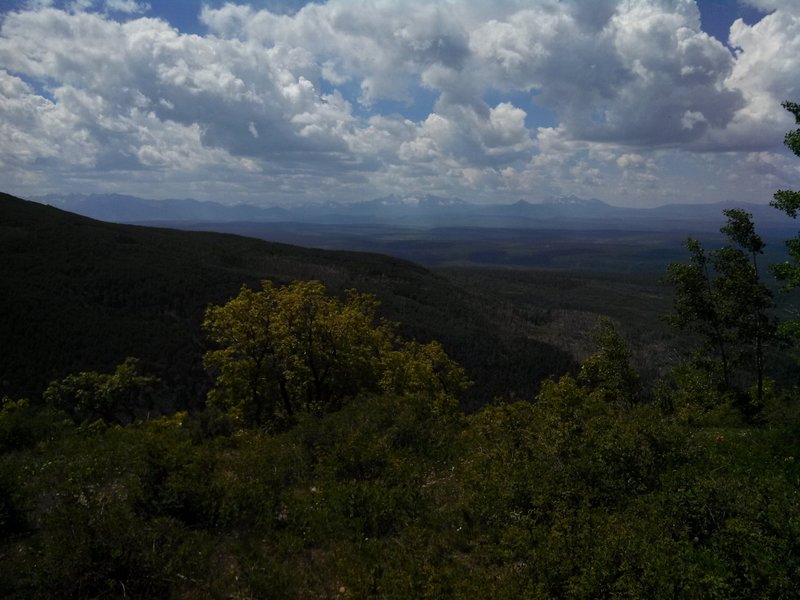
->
(1, 0, 799, 208)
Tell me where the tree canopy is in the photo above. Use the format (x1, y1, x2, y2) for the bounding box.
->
(771, 101, 800, 342)
(42, 357, 157, 424)
(665, 209, 776, 414)
(203, 280, 469, 429)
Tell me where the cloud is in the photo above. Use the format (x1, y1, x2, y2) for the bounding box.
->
(0, 70, 97, 168)
(744, 151, 800, 185)
(104, 0, 150, 14)
(395, 101, 532, 167)
(201, 0, 473, 106)
(706, 7, 800, 150)
(741, 0, 790, 10)
(0, 8, 358, 166)
(616, 153, 649, 170)
(1, 1, 800, 205)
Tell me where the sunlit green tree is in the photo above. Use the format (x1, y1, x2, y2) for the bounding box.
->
(203, 280, 468, 429)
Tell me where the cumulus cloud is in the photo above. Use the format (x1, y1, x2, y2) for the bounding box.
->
(1, 0, 800, 205)
(200, 1, 469, 106)
(0, 8, 358, 165)
(104, 0, 150, 14)
(0, 70, 97, 168)
(467, 0, 744, 147)
(396, 101, 532, 167)
(707, 7, 800, 150)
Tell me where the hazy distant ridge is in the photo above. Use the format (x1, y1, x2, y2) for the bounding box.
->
(37, 193, 291, 223)
(34, 192, 791, 230)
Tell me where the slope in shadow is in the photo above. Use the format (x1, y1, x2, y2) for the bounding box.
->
(0, 192, 574, 411)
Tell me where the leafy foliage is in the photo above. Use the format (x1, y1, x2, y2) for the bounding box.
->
(770, 101, 800, 222)
(3, 286, 800, 597)
(578, 317, 641, 406)
(770, 101, 800, 343)
(43, 357, 158, 424)
(666, 209, 777, 413)
(203, 280, 468, 429)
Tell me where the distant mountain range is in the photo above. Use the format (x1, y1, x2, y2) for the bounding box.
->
(35, 193, 293, 223)
(32, 192, 796, 232)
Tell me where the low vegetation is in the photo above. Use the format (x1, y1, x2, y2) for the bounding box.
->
(2, 308, 799, 597)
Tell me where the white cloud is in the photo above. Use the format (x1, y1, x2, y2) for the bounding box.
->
(741, 0, 793, 10)
(0, 7, 358, 165)
(616, 153, 647, 170)
(104, 0, 150, 14)
(0, 70, 97, 168)
(394, 101, 532, 168)
(705, 7, 800, 151)
(1, 1, 800, 205)
(201, 0, 474, 106)
(468, 0, 743, 147)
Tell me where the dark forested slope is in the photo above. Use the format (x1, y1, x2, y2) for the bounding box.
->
(0, 192, 572, 408)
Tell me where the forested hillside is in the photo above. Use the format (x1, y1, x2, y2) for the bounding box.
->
(0, 193, 572, 410)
